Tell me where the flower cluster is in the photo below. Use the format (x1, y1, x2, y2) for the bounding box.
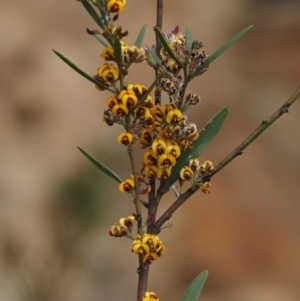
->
(76, 3, 214, 275)
(179, 159, 214, 193)
(83, 0, 213, 194)
(131, 234, 165, 264)
(109, 214, 135, 237)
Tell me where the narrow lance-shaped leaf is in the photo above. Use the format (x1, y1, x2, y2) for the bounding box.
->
(53, 50, 110, 91)
(81, 0, 105, 30)
(94, 33, 109, 47)
(112, 38, 122, 64)
(193, 25, 253, 76)
(86, 28, 109, 47)
(77, 147, 122, 184)
(181, 271, 209, 301)
(162, 107, 229, 192)
(154, 26, 183, 67)
(185, 24, 192, 51)
(134, 25, 147, 48)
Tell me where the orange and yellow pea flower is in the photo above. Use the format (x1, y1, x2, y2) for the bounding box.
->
(101, 41, 129, 61)
(107, 0, 126, 13)
(201, 181, 211, 194)
(127, 83, 147, 97)
(97, 63, 119, 82)
(119, 89, 138, 108)
(134, 106, 152, 122)
(119, 178, 135, 193)
(107, 96, 119, 109)
(143, 252, 158, 263)
(101, 45, 115, 61)
(157, 167, 171, 180)
(117, 132, 134, 145)
(109, 224, 127, 237)
(200, 160, 214, 174)
(143, 165, 158, 178)
(189, 158, 200, 172)
(143, 149, 158, 166)
(139, 128, 155, 149)
(165, 143, 181, 159)
(157, 153, 176, 168)
(152, 137, 167, 156)
(143, 291, 159, 301)
(166, 108, 183, 124)
(112, 103, 129, 117)
(119, 215, 135, 231)
(180, 166, 194, 181)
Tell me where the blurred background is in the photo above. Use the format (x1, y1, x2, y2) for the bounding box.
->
(0, 0, 299, 300)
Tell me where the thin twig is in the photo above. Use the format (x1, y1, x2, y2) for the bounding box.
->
(137, 260, 149, 301)
(154, 86, 300, 232)
(211, 86, 300, 177)
(155, 0, 163, 105)
(137, 2, 164, 300)
(127, 144, 142, 234)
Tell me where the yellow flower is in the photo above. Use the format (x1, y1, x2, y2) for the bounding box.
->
(108, 224, 127, 237)
(127, 83, 148, 97)
(143, 165, 158, 178)
(119, 215, 135, 231)
(134, 106, 152, 122)
(157, 153, 176, 168)
(143, 149, 158, 166)
(143, 291, 159, 301)
(119, 178, 135, 193)
(107, 0, 126, 13)
(101, 45, 114, 61)
(119, 89, 138, 108)
(139, 128, 155, 149)
(106, 96, 119, 109)
(142, 234, 159, 250)
(157, 167, 171, 180)
(152, 137, 167, 156)
(180, 166, 194, 181)
(112, 103, 129, 117)
(166, 108, 182, 124)
(189, 158, 200, 172)
(143, 251, 158, 263)
(117, 132, 134, 145)
(200, 160, 214, 175)
(201, 181, 211, 194)
(97, 63, 119, 82)
(165, 143, 181, 159)
(131, 236, 150, 256)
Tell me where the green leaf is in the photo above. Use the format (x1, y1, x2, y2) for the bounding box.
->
(77, 147, 122, 184)
(112, 38, 122, 64)
(145, 46, 174, 79)
(134, 25, 147, 48)
(93, 33, 109, 47)
(154, 26, 183, 67)
(193, 25, 253, 76)
(181, 271, 209, 301)
(162, 107, 229, 191)
(53, 50, 109, 90)
(185, 24, 192, 51)
(81, 0, 105, 30)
